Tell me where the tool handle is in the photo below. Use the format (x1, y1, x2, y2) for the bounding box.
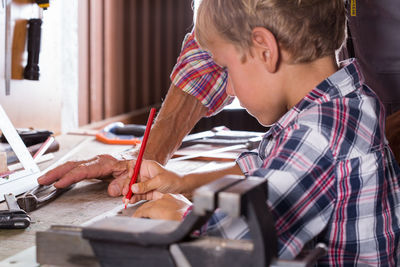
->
(0, 210, 31, 229)
(112, 124, 146, 137)
(24, 18, 42, 80)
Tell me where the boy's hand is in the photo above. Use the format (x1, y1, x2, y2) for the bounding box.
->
(132, 194, 191, 221)
(126, 160, 186, 204)
(37, 154, 136, 197)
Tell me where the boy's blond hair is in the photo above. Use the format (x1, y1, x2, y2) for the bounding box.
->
(195, 0, 346, 64)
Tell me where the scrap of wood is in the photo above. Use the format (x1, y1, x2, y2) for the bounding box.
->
(173, 144, 245, 162)
(0, 152, 7, 173)
(68, 129, 98, 136)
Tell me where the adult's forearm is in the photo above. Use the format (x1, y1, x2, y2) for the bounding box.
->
(144, 84, 208, 165)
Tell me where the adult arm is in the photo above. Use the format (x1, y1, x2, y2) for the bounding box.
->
(38, 32, 230, 197)
(144, 84, 207, 165)
(38, 83, 207, 195)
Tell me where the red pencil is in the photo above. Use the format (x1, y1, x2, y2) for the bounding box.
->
(124, 108, 156, 208)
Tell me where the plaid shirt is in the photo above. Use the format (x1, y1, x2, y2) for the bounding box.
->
(170, 32, 233, 116)
(198, 59, 400, 266)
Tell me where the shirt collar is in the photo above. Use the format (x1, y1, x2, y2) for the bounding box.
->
(265, 58, 364, 138)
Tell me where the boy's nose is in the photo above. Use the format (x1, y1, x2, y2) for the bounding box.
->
(225, 76, 235, 96)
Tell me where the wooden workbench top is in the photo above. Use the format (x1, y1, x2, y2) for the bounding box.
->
(0, 134, 227, 263)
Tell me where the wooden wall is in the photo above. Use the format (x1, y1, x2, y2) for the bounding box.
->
(78, 0, 193, 126)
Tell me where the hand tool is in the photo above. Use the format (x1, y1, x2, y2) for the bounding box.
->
(23, 18, 42, 80)
(112, 123, 146, 136)
(95, 122, 143, 145)
(17, 184, 75, 212)
(23, 0, 49, 80)
(35, 0, 49, 10)
(0, 128, 53, 147)
(171, 136, 262, 162)
(124, 108, 156, 208)
(0, 193, 31, 229)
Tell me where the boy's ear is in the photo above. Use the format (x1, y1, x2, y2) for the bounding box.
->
(251, 27, 279, 73)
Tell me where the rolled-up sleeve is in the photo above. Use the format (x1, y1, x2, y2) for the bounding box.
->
(170, 32, 233, 116)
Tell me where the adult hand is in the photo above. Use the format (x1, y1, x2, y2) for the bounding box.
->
(125, 160, 186, 204)
(133, 194, 191, 221)
(37, 153, 136, 197)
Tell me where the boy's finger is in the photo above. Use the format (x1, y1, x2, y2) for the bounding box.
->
(131, 176, 161, 194)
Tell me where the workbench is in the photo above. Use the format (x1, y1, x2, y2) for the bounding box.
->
(0, 134, 223, 266)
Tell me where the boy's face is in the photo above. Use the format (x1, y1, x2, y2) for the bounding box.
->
(206, 34, 288, 126)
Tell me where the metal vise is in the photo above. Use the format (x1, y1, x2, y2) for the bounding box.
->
(37, 175, 326, 267)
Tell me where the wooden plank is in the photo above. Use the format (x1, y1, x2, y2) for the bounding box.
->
(165, 0, 175, 76)
(89, 0, 105, 122)
(140, 0, 150, 107)
(126, 0, 138, 111)
(104, 0, 126, 118)
(153, 0, 162, 104)
(11, 19, 28, 80)
(78, 0, 90, 126)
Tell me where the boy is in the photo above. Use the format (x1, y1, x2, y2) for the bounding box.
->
(128, 0, 400, 265)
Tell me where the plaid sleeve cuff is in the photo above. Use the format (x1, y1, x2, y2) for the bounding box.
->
(182, 205, 193, 220)
(170, 32, 233, 116)
(236, 151, 262, 176)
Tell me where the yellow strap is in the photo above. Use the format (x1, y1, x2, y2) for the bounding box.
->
(350, 0, 356, 17)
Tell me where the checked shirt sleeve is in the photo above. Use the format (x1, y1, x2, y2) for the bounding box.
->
(170, 32, 234, 116)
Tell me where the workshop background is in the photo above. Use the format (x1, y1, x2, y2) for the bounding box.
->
(0, 0, 266, 134)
